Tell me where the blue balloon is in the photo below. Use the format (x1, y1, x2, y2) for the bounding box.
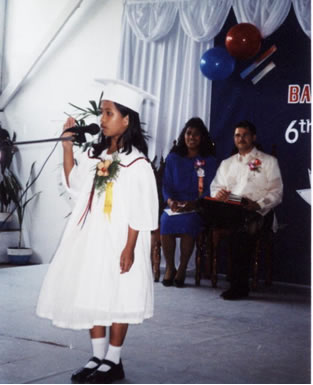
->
(200, 47, 235, 80)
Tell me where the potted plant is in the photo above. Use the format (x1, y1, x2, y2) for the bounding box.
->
(0, 128, 16, 228)
(6, 162, 41, 264)
(0, 172, 13, 227)
(0, 124, 41, 263)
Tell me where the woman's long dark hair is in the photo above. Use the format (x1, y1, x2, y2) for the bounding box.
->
(91, 102, 148, 157)
(170, 117, 215, 157)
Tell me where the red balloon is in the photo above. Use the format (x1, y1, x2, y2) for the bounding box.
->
(225, 23, 262, 60)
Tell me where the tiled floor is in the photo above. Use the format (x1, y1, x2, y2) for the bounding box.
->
(0, 265, 310, 384)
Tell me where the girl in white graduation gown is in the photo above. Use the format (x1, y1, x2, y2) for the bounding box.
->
(36, 79, 159, 384)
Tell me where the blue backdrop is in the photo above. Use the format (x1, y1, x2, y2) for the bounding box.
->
(209, 8, 311, 285)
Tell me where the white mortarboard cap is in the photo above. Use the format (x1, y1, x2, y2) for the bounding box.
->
(94, 78, 158, 114)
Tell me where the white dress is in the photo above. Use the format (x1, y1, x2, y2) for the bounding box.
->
(36, 147, 159, 330)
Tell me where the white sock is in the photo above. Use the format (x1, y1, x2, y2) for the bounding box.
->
(97, 344, 122, 372)
(84, 337, 106, 369)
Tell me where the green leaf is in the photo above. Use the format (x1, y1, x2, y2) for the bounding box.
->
(89, 100, 97, 111)
(21, 191, 41, 211)
(68, 103, 89, 113)
(86, 108, 97, 114)
(76, 119, 86, 126)
(98, 91, 104, 108)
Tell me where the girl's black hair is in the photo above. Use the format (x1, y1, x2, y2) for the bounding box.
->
(170, 117, 215, 157)
(91, 102, 148, 157)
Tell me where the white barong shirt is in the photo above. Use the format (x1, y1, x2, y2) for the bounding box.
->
(210, 147, 283, 217)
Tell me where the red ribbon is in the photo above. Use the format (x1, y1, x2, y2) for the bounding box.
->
(78, 179, 96, 228)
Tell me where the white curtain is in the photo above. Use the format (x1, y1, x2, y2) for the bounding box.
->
(232, 0, 292, 38)
(125, 1, 178, 42)
(292, 0, 311, 38)
(178, 0, 232, 42)
(118, 0, 311, 160)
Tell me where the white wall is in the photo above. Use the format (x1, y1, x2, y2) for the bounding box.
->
(2, 0, 124, 263)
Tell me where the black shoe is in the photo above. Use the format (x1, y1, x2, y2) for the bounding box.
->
(87, 359, 125, 384)
(71, 357, 102, 383)
(174, 278, 185, 288)
(162, 269, 177, 287)
(221, 288, 249, 300)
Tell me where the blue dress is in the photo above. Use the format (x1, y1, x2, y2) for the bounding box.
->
(160, 152, 217, 238)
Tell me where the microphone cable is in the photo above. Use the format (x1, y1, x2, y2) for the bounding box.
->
(2, 134, 72, 225)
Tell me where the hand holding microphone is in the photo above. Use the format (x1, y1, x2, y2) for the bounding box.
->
(62, 117, 100, 147)
(62, 117, 76, 150)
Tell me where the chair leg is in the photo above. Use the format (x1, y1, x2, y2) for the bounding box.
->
(211, 255, 217, 287)
(226, 242, 232, 281)
(195, 232, 204, 286)
(211, 230, 220, 288)
(202, 231, 211, 279)
(151, 229, 161, 282)
(252, 239, 261, 290)
(252, 230, 274, 290)
(265, 231, 273, 286)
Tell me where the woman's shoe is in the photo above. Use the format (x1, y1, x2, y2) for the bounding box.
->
(174, 278, 185, 288)
(174, 270, 186, 288)
(162, 269, 176, 287)
(71, 357, 102, 383)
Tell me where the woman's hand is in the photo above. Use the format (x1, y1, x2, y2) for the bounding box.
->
(168, 199, 194, 212)
(120, 247, 135, 274)
(62, 117, 76, 151)
(168, 199, 184, 212)
(182, 201, 196, 211)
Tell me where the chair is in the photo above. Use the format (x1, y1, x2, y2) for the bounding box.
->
(195, 217, 275, 290)
(151, 228, 161, 282)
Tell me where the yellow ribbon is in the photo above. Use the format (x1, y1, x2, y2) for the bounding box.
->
(104, 182, 113, 220)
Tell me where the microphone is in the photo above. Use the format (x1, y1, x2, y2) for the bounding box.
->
(4, 123, 101, 149)
(63, 123, 100, 136)
(63, 123, 100, 144)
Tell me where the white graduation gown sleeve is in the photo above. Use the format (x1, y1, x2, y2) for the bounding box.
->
(127, 159, 159, 231)
(61, 152, 93, 203)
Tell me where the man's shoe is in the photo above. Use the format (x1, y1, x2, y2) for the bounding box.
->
(221, 288, 249, 300)
(71, 357, 102, 383)
(87, 359, 125, 384)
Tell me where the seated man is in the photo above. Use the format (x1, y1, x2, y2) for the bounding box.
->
(210, 120, 283, 300)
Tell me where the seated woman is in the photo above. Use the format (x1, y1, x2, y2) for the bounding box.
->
(160, 117, 217, 287)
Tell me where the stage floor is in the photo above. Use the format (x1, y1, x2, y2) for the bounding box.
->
(0, 264, 310, 384)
